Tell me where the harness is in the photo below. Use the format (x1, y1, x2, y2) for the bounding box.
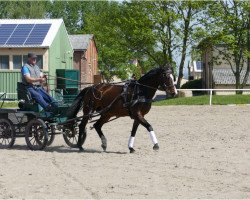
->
(121, 80, 152, 117)
(81, 81, 153, 122)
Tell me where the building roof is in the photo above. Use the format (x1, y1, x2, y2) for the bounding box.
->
(213, 68, 250, 85)
(69, 34, 94, 51)
(0, 19, 63, 48)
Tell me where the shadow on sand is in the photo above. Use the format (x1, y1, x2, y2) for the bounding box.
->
(3, 144, 128, 155)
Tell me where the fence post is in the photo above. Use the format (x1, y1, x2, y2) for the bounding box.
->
(209, 89, 212, 106)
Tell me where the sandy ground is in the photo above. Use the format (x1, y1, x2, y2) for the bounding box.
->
(0, 105, 250, 199)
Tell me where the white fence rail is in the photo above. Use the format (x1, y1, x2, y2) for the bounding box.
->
(177, 89, 250, 106)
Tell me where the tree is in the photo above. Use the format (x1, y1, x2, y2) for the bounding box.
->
(118, 1, 208, 88)
(0, 1, 47, 19)
(82, 1, 208, 83)
(0, 0, 209, 87)
(0, 1, 9, 19)
(174, 1, 209, 88)
(199, 0, 250, 93)
(46, 1, 83, 33)
(83, 1, 134, 82)
(119, 1, 177, 70)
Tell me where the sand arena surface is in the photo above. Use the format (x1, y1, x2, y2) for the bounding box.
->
(0, 106, 250, 199)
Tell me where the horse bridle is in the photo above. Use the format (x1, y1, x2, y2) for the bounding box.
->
(160, 70, 175, 92)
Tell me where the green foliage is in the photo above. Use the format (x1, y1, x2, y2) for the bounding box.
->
(46, 1, 87, 33)
(181, 79, 202, 89)
(154, 95, 250, 106)
(180, 78, 203, 96)
(1, 0, 249, 87)
(197, 1, 250, 90)
(83, 1, 135, 82)
(0, 1, 47, 18)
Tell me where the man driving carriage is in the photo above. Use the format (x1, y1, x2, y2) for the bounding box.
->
(21, 53, 57, 112)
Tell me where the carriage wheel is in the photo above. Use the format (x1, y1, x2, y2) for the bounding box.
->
(63, 126, 85, 148)
(47, 131, 55, 146)
(46, 124, 55, 146)
(0, 118, 15, 149)
(25, 119, 48, 150)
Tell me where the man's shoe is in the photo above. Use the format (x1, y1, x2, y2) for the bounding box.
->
(44, 105, 53, 112)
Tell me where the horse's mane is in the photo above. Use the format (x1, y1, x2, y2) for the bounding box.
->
(138, 67, 164, 83)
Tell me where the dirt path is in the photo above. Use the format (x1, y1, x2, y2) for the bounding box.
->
(0, 106, 249, 199)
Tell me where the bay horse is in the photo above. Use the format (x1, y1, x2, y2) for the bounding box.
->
(67, 67, 177, 153)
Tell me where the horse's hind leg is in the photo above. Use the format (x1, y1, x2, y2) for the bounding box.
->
(135, 115, 159, 151)
(128, 120, 139, 153)
(78, 117, 88, 151)
(93, 115, 111, 151)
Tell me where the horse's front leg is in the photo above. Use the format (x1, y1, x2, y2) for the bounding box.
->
(136, 115, 159, 151)
(128, 120, 139, 153)
(78, 117, 88, 151)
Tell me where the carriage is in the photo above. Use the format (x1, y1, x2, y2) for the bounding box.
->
(0, 69, 81, 150)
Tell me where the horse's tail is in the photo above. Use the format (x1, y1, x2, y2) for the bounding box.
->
(67, 87, 90, 119)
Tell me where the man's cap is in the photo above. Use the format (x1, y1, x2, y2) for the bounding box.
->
(28, 53, 37, 59)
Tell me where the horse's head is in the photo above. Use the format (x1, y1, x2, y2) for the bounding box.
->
(159, 67, 178, 97)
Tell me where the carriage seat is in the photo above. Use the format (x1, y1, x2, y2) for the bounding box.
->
(17, 82, 41, 112)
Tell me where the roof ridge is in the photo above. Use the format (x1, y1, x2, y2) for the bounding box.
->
(69, 34, 94, 50)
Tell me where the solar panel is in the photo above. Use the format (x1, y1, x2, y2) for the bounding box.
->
(6, 24, 34, 45)
(0, 24, 17, 44)
(25, 24, 51, 45)
(0, 23, 51, 46)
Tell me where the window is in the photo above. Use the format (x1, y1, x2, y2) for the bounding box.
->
(23, 55, 28, 64)
(0, 55, 9, 69)
(36, 55, 43, 69)
(13, 55, 22, 69)
(196, 61, 203, 71)
(22, 55, 43, 69)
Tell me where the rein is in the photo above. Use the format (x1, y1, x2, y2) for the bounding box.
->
(46, 74, 171, 92)
(46, 74, 94, 85)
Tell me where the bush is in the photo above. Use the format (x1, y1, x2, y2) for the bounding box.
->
(181, 79, 203, 96)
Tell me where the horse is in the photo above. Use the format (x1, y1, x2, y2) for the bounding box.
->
(67, 67, 177, 153)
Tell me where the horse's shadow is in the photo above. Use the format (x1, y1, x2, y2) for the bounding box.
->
(4, 145, 128, 154)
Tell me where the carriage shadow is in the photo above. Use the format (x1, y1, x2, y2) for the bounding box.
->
(7, 145, 128, 154)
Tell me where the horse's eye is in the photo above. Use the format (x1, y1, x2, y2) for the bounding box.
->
(163, 73, 166, 77)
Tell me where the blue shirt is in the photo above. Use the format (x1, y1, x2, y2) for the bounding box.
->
(21, 66, 30, 76)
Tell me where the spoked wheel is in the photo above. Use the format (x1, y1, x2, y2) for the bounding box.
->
(0, 119, 15, 149)
(25, 119, 48, 150)
(46, 124, 55, 146)
(47, 131, 55, 146)
(63, 126, 84, 148)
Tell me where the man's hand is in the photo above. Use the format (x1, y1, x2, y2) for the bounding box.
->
(38, 77, 46, 83)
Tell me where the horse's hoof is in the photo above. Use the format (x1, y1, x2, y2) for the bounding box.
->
(79, 147, 84, 152)
(153, 143, 159, 150)
(129, 147, 135, 153)
(101, 144, 107, 152)
(101, 136, 107, 151)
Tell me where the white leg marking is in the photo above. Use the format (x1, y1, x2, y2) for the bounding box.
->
(149, 131, 158, 145)
(128, 136, 135, 148)
(170, 74, 178, 95)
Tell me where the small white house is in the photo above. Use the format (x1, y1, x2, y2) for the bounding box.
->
(188, 60, 202, 80)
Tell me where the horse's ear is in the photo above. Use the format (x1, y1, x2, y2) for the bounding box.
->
(163, 63, 172, 71)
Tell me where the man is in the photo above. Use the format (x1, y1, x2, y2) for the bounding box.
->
(21, 53, 57, 111)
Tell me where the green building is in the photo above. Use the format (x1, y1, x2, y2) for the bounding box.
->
(0, 19, 73, 99)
